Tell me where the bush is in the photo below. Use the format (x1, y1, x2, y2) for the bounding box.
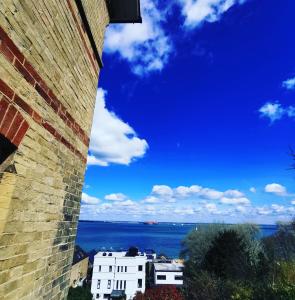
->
(67, 286, 92, 300)
(134, 285, 183, 300)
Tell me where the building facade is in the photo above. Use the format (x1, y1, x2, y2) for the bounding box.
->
(0, 1, 141, 299)
(91, 251, 147, 300)
(153, 260, 184, 286)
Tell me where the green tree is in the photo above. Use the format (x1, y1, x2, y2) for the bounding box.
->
(67, 286, 92, 300)
(203, 230, 252, 280)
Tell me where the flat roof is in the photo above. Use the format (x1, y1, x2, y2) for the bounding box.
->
(154, 262, 184, 272)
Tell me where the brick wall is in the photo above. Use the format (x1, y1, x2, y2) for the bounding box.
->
(0, 1, 109, 299)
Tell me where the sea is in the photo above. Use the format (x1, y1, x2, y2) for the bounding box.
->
(75, 221, 278, 258)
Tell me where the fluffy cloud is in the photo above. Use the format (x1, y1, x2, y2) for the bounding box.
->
(220, 196, 250, 205)
(144, 196, 159, 203)
(259, 102, 295, 123)
(177, 0, 247, 29)
(259, 102, 285, 123)
(205, 203, 217, 213)
(174, 207, 195, 215)
(81, 192, 100, 205)
(152, 185, 174, 198)
(104, 0, 172, 76)
(282, 76, 295, 90)
(250, 187, 256, 193)
(87, 88, 148, 166)
(265, 183, 287, 196)
(291, 200, 295, 205)
(271, 204, 285, 213)
(105, 193, 127, 201)
(175, 185, 202, 197)
(223, 189, 245, 198)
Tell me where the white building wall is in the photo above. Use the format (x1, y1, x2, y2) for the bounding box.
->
(154, 271, 183, 286)
(91, 252, 147, 300)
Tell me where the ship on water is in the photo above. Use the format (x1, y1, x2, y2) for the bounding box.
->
(143, 220, 158, 225)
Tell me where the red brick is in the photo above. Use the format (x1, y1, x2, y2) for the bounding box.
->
(43, 121, 56, 137)
(3, 32, 25, 64)
(0, 96, 10, 125)
(0, 79, 14, 100)
(12, 120, 29, 146)
(14, 94, 33, 116)
(0, 42, 15, 63)
(35, 84, 51, 105)
(14, 59, 36, 86)
(32, 111, 42, 125)
(50, 97, 59, 113)
(6, 111, 24, 141)
(0, 104, 17, 136)
(24, 60, 43, 83)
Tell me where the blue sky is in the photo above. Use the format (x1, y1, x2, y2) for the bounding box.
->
(80, 0, 295, 224)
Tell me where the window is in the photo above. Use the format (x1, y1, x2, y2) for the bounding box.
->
(109, 266, 112, 272)
(116, 280, 119, 289)
(157, 275, 166, 280)
(125, 266, 127, 272)
(99, 265, 101, 272)
(138, 279, 142, 288)
(103, 295, 109, 299)
(120, 280, 123, 289)
(138, 265, 143, 271)
(96, 294, 100, 299)
(97, 280, 101, 289)
(175, 275, 183, 281)
(121, 266, 123, 272)
(107, 280, 111, 289)
(124, 280, 126, 289)
(0, 134, 17, 166)
(117, 266, 120, 272)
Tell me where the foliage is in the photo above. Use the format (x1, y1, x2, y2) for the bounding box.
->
(181, 221, 295, 300)
(202, 230, 252, 280)
(262, 222, 295, 262)
(134, 286, 183, 300)
(67, 286, 92, 300)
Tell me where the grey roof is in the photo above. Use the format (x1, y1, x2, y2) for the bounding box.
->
(154, 262, 183, 272)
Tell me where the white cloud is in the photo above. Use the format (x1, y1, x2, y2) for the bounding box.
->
(144, 196, 159, 203)
(104, 0, 172, 76)
(265, 183, 287, 196)
(152, 185, 174, 198)
(174, 207, 195, 215)
(256, 206, 272, 215)
(220, 196, 250, 206)
(250, 187, 256, 193)
(116, 200, 136, 207)
(199, 188, 223, 200)
(100, 203, 113, 210)
(291, 200, 295, 205)
(177, 0, 247, 29)
(175, 185, 202, 197)
(259, 101, 295, 123)
(223, 189, 244, 198)
(88, 88, 148, 167)
(259, 102, 285, 123)
(105, 193, 127, 201)
(205, 203, 217, 213)
(81, 192, 100, 205)
(271, 204, 285, 213)
(282, 76, 295, 90)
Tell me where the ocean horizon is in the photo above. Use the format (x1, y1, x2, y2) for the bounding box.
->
(75, 220, 278, 258)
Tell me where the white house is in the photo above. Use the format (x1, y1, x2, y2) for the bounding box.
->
(153, 260, 184, 286)
(91, 249, 147, 300)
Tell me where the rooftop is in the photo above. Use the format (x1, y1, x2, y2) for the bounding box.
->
(154, 261, 184, 272)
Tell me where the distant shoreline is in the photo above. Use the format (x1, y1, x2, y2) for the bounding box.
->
(78, 220, 278, 226)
